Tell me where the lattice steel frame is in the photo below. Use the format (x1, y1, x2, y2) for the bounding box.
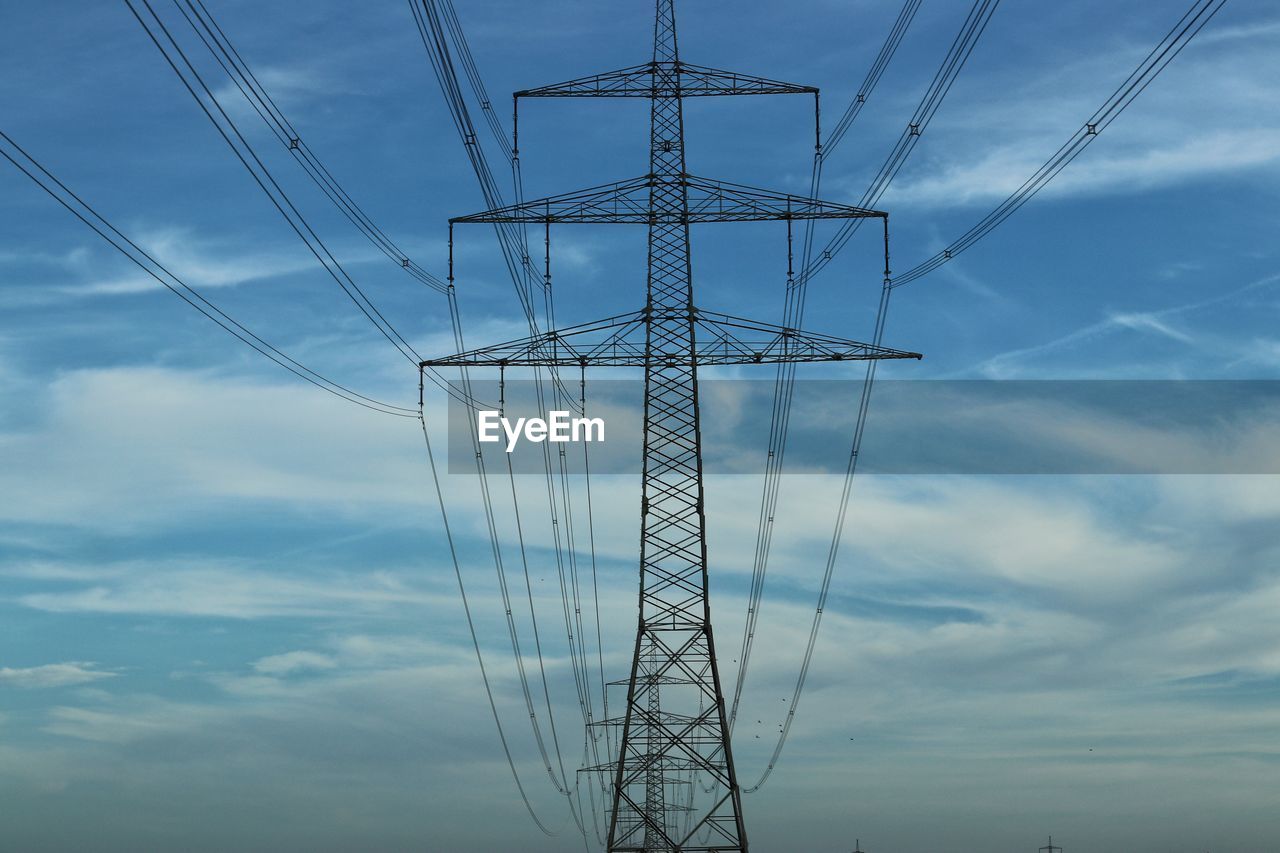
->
(422, 2, 920, 849)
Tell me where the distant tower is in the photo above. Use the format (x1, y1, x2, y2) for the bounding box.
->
(1040, 836, 1063, 853)
(852, 839, 866, 853)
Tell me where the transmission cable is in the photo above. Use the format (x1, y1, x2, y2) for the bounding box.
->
(416, 0, 605, 746)
(0, 129, 414, 418)
(891, 0, 1228, 288)
(174, 0, 449, 295)
(413, 7, 606, 840)
(823, 0, 923, 156)
(446, 293, 582, 808)
(127, 0, 424, 366)
(128, 0, 496, 411)
(409, 0, 580, 408)
(798, 0, 1000, 288)
(439, 6, 611, 745)
(151, 1, 492, 413)
(738, 0, 1001, 783)
(734, 0, 994, 728)
(415, 379, 558, 837)
(743, 0, 1226, 792)
(729, 0, 923, 730)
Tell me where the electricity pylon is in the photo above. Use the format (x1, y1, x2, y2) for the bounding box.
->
(422, 1, 920, 849)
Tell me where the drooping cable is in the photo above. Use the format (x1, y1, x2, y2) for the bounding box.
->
(578, 366, 613, 769)
(409, 0, 580, 409)
(798, 0, 1001, 288)
(744, 218, 892, 794)
(438, 226, 594, 840)
(742, 0, 1226, 791)
(408, 0, 543, 331)
(729, 0, 923, 729)
(890, 0, 1228, 288)
(126, 0, 426, 368)
(0, 129, 414, 418)
(540, 221, 606, 748)
(175, 0, 449, 295)
(129, 0, 495, 412)
(447, 288, 582, 813)
(823, 0, 923, 157)
(152, 1, 491, 414)
(412, 6, 607, 819)
(410, 10, 597, 741)
(415, 371, 558, 837)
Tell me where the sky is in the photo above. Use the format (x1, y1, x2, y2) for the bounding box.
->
(2, 1, 1280, 851)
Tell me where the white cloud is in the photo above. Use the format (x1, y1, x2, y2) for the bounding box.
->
(888, 129, 1280, 209)
(0, 662, 116, 689)
(15, 561, 449, 620)
(969, 271, 1280, 378)
(0, 228, 380, 308)
(64, 227, 357, 296)
(0, 365, 426, 530)
(251, 650, 337, 676)
(850, 15, 1280, 214)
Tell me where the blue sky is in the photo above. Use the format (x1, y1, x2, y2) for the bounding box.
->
(2, 1, 1280, 851)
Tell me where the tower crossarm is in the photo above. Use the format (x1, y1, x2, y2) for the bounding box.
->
(514, 60, 817, 99)
(418, 307, 921, 368)
(450, 173, 884, 224)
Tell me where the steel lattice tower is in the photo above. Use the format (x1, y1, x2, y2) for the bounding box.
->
(422, 2, 920, 849)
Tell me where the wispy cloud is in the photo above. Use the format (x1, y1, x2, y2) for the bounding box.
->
(861, 13, 1280, 212)
(888, 129, 1280, 209)
(969, 271, 1280, 378)
(15, 561, 446, 620)
(251, 650, 337, 676)
(0, 662, 117, 689)
(64, 227, 341, 296)
(210, 64, 369, 125)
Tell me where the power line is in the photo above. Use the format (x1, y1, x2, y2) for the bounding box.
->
(127, 0, 423, 365)
(409, 0, 543, 326)
(798, 0, 1001, 288)
(736, 0, 1003, 789)
(890, 0, 1228, 288)
(444, 284, 586, 827)
(730, 0, 923, 733)
(415, 379, 559, 837)
(174, 0, 449, 296)
(0, 128, 415, 418)
(127, 0, 497, 411)
(415, 7, 608, 832)
(146, 0, 493, 412)
(412, 7, 607, 841)
(733, 0, 985, 739)
(497, 365, 580, 800)
(740, 0, 1227, 793)
(745, 271, 893, 794)
(127, 11, 592, 819)
(822, 0, 923, 157)
(409, 0, 581, 409)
